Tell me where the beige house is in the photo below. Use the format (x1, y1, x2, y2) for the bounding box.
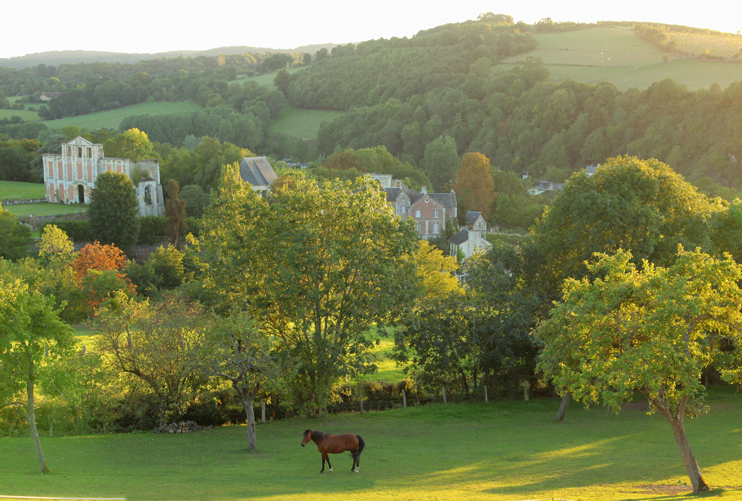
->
(449, 211, 492, 260)
(42, 137, 164, 217)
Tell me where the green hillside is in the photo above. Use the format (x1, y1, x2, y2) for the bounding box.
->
(41, 100, 203, 131)
(269, 107, 345, 138)
(501, 27, 742, 91)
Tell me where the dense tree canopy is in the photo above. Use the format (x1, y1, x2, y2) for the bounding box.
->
(89, 172, 140, 252)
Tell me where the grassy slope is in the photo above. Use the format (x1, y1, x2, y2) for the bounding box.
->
(3, 202, 86, 218)
(0, 180, 45, 199)
(269, 107, 345, 139)
(41, 100, 203, 131)
(501, 27, 742, 91)
(0, 387, 740, 501)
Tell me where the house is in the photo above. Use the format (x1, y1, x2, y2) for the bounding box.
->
(385, 187, 411, 220)
(528, 180, 553, 195)
(449, 211, 492, 260)
(239, 156, 278, 191)
(585, 165, 599, 177)
(42, 137, 164, 217)
(39, 92, 60, 101)
(407, 186, 457, 239)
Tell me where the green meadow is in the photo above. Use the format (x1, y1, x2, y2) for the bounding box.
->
(41, 101, 203, 131)
(0, 387, 740, 501)
(3, 202, 85, 218)
(502, 27, 742, 91)
(269, 107, 345, 139)
(0, 180, 45, 200)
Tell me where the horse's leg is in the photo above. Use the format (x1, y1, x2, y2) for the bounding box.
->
(354, 450, 360, 473)
(326, 453, 333, 472)
(320, 453, 326, 474)
(350, 449, 358, 472)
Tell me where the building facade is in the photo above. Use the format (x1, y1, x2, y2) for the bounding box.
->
(42, 137, 164, 217)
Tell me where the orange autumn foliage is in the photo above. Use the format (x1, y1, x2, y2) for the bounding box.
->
(73, 241, 131, 286)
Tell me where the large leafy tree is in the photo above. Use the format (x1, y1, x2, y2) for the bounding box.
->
(0, 280, 75, 473)
(424, 135, 459, 192)
(165, 179, 188, 250)
(94, 293, 208, 427)
(453, 152, 495, 216)
(102, 128, 159, 162)
(533, 156, 725, 298)
(89, 171, 140, 252)
(196, 167, 419, 414)
(534, 248, 742, 492)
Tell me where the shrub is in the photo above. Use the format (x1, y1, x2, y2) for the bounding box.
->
(42, 220, 91, 242)
(138, 216, 167, 244)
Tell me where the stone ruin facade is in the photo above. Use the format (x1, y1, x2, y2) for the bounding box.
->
(42, 136, 165, 217)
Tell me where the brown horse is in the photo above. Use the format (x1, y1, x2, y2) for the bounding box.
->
(301, 429, 365, 473)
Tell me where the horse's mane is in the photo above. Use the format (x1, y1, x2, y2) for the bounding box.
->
(312, 430, 324, 440)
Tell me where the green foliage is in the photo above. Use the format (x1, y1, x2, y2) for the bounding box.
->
(89, 171, 140, 252)
(424, 136, 459, 192)
(0, 204, 33, 260)
(41, 220, 90, 242)
(535, 248, 742, 491)
(137, 215, 167, 244)
(196, 168, 419, 415)
(179, 184, 210, 218)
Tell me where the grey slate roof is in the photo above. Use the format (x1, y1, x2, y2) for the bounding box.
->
(239, 156, 277, 187)
(449, 229, 469, 246)
(409, 192, 457, 208)
(385, 187, 402, 202)
(466, 211, 482, 226)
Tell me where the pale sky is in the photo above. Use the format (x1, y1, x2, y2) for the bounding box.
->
(2, 0, 740, 60)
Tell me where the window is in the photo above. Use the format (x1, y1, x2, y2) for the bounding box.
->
(415, 209, 421, 218)
(78, 147, 82, 158)
(416, 223, 421, 233)
(433, 222, 439, 234)
(434, 209, 439, 218)
(88, 147, 92, 157)
(401, 205, 406, 214)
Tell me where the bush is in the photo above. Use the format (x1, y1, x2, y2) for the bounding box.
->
(42, 220, 90, 241)
(138, 216, 167, 244)
(184, 217, 201, 238)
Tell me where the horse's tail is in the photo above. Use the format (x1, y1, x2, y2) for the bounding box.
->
(356, 434, 365, 456)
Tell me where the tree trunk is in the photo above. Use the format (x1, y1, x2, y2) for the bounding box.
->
(669, 419, 710, 492)
(242, 396, 256, 451)
(556, 392, 571, 421)
(26, 375, 49, 474)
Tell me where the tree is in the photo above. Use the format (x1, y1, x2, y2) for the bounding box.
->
(196, 168, 419, 414)
(0, 280, 74, 473)
(73, 241, 134, 312)
(413, 239, 463, 301)
(202, 311, 279, 450)
(179, 184, 210, 218)
(95, 293, 208, 427)
(165, 179, 188, 250)
(102, 128, 158, 162)
(534, 248, 742, 492)
(424, 136, 458, 192)
(274, 69, 291, 97)
(453, 152, 495, 215)
(89, 171, 140, 252)
(533, 156, 724, 298)
(0, 203, 33, 261)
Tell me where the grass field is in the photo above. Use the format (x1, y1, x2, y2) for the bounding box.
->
(0, 108, 41, 121)
(1, 386, 740, 501)
(0, 180, 45, 200)
(41, 101, 203, 131)
(3, 202, 86, 218)
(502, 27, 742, 91)
(269, 107, 345, 139)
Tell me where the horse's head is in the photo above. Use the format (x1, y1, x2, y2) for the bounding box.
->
(301, 429, 312, 447)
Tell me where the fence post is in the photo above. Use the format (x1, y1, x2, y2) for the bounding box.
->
(484, 386, 488, 403)
(524, 380, 530, 401)
(359, 385, 364, 414)
(402, 389, 407, 410)
(261, 401, 266, 424)
(442, 387, 447, 405)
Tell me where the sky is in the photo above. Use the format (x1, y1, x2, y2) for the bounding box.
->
(2, 0, 741, 60)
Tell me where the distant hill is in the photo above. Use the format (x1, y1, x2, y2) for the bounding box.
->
(0, 44, 338, 69)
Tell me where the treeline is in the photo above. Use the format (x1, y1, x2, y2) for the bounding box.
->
(0, 52, 307, 98)
(307, 56, 742, 194)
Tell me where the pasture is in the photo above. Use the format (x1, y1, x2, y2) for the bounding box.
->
(41, 101, 203, 131)
(1, 387, 740, 501)
(0, 180, 45, 200)
(269, 107, 345, 139)
(502, 27, 742, 91)
(3, 202, 85, 218)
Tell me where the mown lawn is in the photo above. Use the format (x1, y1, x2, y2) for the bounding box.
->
(269, 106, 344, 139)
(41, 101, 203, 131)
(0, 180, 45, 200)
(3, 202, 86, 218)
(1, 386, 740, 501)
